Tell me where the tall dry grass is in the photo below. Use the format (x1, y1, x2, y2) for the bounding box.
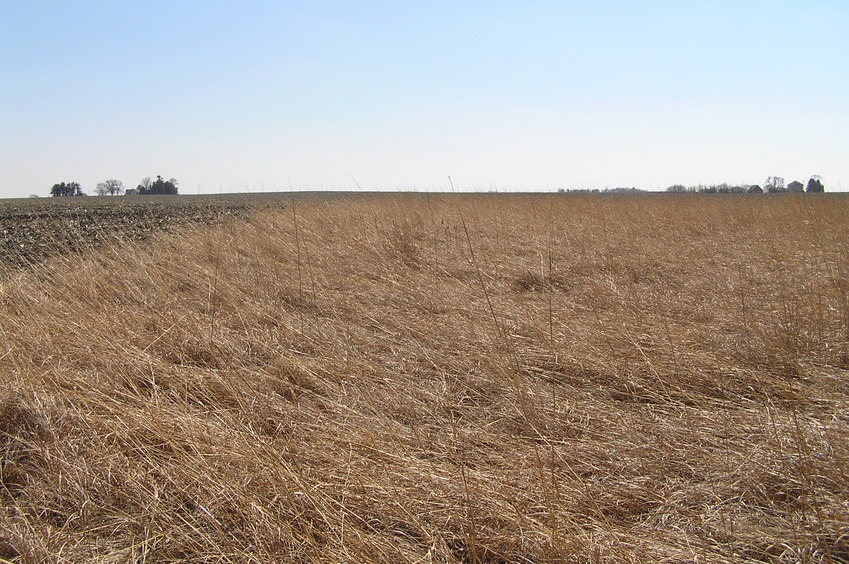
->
(1, 193, 848, 562)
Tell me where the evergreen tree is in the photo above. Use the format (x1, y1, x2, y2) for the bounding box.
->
(50, 181, 84, 197)
(806, 176, 825, 193)
(137, 175, 179, 195)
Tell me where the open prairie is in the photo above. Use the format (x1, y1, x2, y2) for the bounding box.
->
(1, 193, 847, 562)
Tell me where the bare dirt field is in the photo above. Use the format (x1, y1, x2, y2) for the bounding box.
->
(1, 193, 847, 562)
(0, 194, 288, 269)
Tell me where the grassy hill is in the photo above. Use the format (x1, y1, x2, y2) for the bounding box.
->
(1, 193, 847, 562)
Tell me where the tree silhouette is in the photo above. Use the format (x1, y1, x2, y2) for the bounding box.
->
(50, 182, 85, 197)
(95, 179, 124, 196)
(806, 176, 825, 193)
(764, 176, 785, 193)
(137, 175, 178, 195)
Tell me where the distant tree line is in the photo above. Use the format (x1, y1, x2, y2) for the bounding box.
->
(667, 176, 825, 194)
(50, 175, 179, 197)
(131, 176, 179, 195)
(558, 187, 645, 194)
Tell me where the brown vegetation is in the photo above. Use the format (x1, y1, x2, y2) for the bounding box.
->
(1, 193, 848, 562)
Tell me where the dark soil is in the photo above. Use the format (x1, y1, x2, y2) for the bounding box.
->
(0, 194, 283, 272)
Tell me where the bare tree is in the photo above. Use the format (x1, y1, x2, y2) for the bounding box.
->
(95, 179, 125, 196)
(764, 176, 785, 193)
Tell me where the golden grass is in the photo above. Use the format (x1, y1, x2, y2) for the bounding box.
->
(1, 193, 848, 562)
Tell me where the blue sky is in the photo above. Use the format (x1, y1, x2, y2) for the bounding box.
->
(2, 1, 847, 197)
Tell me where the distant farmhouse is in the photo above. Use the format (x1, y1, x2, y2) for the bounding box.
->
(787, 181, 805, 193)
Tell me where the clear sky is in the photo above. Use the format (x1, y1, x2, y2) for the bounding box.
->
(2, 1, 847, 197)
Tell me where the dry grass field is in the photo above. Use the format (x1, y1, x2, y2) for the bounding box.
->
(1, 193, 847, 562)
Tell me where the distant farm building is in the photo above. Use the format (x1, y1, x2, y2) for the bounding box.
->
(787, 181, 804, 193)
